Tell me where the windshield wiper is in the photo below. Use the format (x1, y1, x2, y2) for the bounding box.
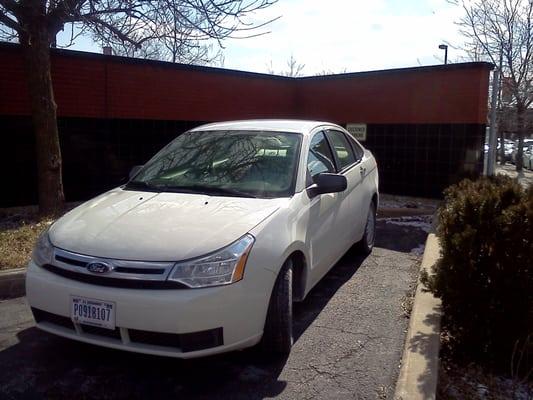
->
(157, 184, 257, 198)
(124, 180, 162, 192)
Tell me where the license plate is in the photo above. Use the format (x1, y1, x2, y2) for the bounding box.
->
(71, 296, 116, 330)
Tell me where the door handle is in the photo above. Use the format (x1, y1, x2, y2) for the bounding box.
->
(360, 166, 366, 176)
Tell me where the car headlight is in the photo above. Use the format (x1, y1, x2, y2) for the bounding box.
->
(32, 229, 54, 266)
(168, 234, 255, 288)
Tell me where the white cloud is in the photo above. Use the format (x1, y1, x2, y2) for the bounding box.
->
(56, 0, 468, 75)
(221, 0, 467, 75)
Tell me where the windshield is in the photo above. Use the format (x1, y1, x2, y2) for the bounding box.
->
(126, 130, 302, 198)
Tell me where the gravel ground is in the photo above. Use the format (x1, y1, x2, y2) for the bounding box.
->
(0, 220, 426, 400)
(438, 358, 533, 399)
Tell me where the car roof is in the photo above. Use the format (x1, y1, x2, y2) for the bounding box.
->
(189, 119, 338, 135)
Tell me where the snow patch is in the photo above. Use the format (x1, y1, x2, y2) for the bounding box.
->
(380, 215, 433, 233)
(410, 243, 426, 256)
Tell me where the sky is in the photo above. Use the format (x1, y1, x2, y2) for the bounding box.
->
(56, 0, 467, 76)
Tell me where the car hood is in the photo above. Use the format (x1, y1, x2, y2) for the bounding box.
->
(50, 188, 286, 261)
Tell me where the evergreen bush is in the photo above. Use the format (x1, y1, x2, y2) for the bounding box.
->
(422, 175, 533, 371)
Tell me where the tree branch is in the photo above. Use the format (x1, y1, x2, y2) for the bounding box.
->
(0, 9, 21, 32)
(0, 0, 19, 14)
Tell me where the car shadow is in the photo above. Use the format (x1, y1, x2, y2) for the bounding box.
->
(293, 245, 366, 341)
(0, 247, 368, 400)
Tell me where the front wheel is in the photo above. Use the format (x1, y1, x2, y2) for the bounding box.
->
(356, 201, 376, 255)
(261, 259, 293, 355)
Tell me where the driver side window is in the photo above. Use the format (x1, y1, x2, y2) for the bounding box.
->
(307, 131, 336, 184)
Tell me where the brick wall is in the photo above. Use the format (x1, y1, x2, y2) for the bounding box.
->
(1, 43, 491, 124)
(295, 67, 490, 124)
(0, 44, 298, 121)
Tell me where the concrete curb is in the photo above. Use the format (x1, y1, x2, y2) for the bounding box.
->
(0, 268, 26, 299)
(395, 233, 442, 400)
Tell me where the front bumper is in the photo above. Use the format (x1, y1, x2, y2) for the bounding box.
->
(26, 260, 276, 358)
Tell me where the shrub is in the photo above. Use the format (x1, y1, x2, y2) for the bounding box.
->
(422, 175, 533, 372)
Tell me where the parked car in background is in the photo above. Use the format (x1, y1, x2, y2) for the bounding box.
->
(484, 138, 515, 163)
(512, 138, 533, 164)
(502, 139, 515, 162)
(523, 144, 533, 170)
(27, 120, 379, 358)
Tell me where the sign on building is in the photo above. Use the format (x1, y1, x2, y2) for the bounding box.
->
(346, 123, 367, 141)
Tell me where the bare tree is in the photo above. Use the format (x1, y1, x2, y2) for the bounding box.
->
(110, 2, 224, 65)
(453, 0, 533, 171)
(315, 67, 348, 76)
(267, 54, 305, 77)
(113, 37, 224, 66)
(0, 0, 277, 214)
(283, 54, 304, 77)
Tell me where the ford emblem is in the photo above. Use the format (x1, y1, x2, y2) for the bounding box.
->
(87, 262, 113, 274)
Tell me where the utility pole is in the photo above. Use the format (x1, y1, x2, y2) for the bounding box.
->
(486, 67, 500, 176)
(496, 52, 505, 165)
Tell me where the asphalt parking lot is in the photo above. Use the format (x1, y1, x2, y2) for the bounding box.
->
(0, 219, 428, 400)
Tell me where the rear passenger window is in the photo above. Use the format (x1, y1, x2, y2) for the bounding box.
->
(326, 130, 356, 170)
(347, 135, 365, 161)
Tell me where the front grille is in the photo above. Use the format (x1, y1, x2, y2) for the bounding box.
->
(129, 329, 181, 348)
(80, 324, 121, 340)
(48, 248, 179, 289)
(114, 266, 165, 274)
(42, 264, 187, 289)
(129, 327, 224, 352)
(179, 328, 224, 352)
(55, 255, 165, 275)
(31, 308, 224, 353)
(32, 308, 75, 330)
(55, 255, 87, 267)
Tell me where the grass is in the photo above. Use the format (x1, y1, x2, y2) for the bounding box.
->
(0, 205, 76, 271)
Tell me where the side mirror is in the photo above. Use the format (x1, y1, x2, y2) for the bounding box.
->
(129, 165, 143, 180)
(307, 173, 347, 198)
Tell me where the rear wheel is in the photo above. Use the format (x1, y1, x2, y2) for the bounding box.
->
(357, 201, 376, 255)
(261, 259, 293, 355)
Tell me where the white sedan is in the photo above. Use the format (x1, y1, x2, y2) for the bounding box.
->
(27, 120, 379, 358)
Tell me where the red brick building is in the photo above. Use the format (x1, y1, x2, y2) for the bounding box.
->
(0, 42, 492, 206)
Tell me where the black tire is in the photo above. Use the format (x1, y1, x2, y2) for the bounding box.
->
(261, 259, 293, 355)
(356, 201, 376, 255)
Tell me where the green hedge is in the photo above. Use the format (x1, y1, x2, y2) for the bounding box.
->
(422, 175, 533, 371)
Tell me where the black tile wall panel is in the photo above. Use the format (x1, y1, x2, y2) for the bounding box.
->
(0, 117, 486, 207)
(361, 123, 485, 198)
(0, 116, 205, 207)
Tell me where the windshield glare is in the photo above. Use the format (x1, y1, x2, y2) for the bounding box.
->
(128, 130, 302, 198)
